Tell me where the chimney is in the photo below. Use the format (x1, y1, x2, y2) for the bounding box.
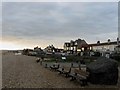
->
(108, 39, 110, 44)
(97, 41, 100, 44)
(117, 37, 119, 45)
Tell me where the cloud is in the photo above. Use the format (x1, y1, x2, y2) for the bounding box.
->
(2, 2, 118, 49)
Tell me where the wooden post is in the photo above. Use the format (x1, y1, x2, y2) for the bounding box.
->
(45, 63, 47, 68)
(71, 63, 73, 67)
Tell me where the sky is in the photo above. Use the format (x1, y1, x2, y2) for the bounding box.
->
(1, 2, 119, 50)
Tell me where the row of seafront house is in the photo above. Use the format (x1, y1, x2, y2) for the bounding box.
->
(23, 38, 120, 58)
(64, 38, 120, 57)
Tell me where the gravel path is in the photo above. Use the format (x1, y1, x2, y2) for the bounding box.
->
(2, 52, 120, 88)
(2, 53, 82, 88)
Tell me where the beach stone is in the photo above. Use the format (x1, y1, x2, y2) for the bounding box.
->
(87, 57, 118, 85)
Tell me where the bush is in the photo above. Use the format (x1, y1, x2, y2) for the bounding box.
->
(110, 53, 120, 62)
(66, 55, 80, 62)
(92, 52, 101, 57)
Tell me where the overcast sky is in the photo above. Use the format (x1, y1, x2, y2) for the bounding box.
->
(2, 2, 118, 49)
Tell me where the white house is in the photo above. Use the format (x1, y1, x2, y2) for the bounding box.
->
(89, 39, 120, 57)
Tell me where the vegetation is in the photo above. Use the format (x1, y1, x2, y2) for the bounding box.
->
(110, 52, 120, 62)
(22, 49, 99, 64)
(42, 54, 98, 64)
(65, 55, 98, 63)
